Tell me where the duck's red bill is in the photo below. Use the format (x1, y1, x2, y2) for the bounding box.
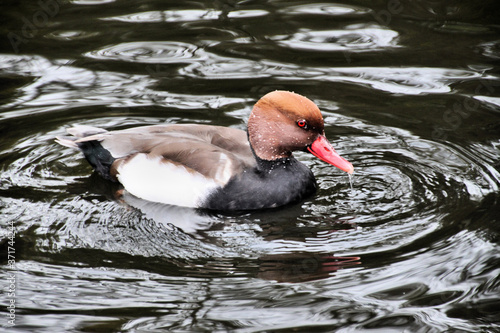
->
(308, 135, 354, 174)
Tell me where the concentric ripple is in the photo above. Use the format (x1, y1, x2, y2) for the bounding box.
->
(85, 41, 207, 64)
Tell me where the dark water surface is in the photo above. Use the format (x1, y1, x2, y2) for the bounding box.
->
(1, 0, 500, 332)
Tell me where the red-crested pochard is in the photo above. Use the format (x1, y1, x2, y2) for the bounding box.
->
(56, 91, 353, 210)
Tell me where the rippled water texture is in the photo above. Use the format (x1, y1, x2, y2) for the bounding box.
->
(1, 0, 500, 332)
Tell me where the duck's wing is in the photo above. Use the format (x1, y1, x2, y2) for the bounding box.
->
(57, 124, 255, 207)
(76, 124, 254, 177)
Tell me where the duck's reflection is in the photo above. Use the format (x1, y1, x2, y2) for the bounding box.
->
(121, 192, 219, 234)
(257, 252, 360, 283)
(120, 192, 360, 282)
(78, 173, 361, 283)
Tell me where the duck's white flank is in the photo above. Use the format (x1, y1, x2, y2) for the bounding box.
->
(116, 154, 221, 208)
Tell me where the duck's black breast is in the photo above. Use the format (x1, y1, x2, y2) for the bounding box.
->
(203, 157, 317, 211)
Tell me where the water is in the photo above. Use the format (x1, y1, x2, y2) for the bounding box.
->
(1, 0, 499, 332)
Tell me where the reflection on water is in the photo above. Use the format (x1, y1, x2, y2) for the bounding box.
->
(1, 0, 500, 332)
(85, 41, 208, 64)
(102, 9, 223, 23)
(273, 24, 400, 52)
(121, 193, 219, 235)
(283, 3, 371, 16)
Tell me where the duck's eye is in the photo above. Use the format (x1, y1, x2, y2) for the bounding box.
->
(297, 119, 308, 129)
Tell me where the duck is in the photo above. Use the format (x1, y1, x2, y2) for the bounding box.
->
(56, 91, 353, 211)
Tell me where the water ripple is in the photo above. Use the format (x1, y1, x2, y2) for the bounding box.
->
(1, 1, 499, 331)
(479, 39, 500, 60)
(273, 24, 400, 52)
(70, 0, 116, 4)
(179, 56, 275, 79)
(227, 9, 268, 19)
(85, 41, 207, 64)
(0, 55, 248, 116)
(321, 67, 484, 95)
(102, 9, 221, 23)
(46, 30, 100, 41)
(175, 52, 486, 95)
(282, 3, 371, 16)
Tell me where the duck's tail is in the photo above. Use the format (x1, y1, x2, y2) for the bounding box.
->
(56, 125, 116, 181)
(55, 125, 108, 148)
